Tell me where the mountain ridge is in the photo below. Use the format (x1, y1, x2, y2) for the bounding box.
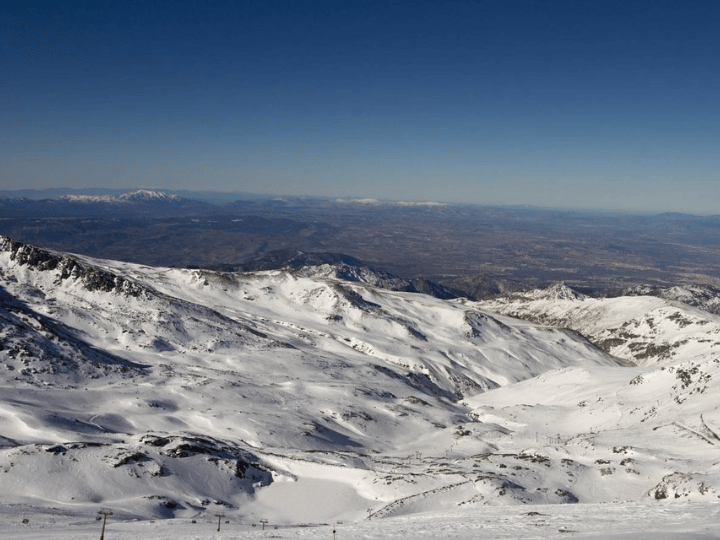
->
(2, 239, 720, 524)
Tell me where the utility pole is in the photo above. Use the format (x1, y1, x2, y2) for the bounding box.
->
(215, 513, 225, 532)
(259, 518, 268, 530)
(333, 521, 338, 540)
(98, 509, 113, 540)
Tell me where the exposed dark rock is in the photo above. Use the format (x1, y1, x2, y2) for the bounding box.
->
(2, 238, 146, 297)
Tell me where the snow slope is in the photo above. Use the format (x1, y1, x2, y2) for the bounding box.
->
(477, 282, 720, 366)
(1, 238, 720, 531)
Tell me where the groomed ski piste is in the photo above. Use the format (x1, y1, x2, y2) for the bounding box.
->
(1, 237, 719, 538)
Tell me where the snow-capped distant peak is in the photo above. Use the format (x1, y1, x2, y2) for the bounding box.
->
(59, 190, 180, 203)
(334, 198, 448, 207)
(59, 194, 112, 202)
(117, 190, 180, 202)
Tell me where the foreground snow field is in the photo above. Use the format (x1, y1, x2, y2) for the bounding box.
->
(2, 237, 720, 534)
(2, 502, 720, 539)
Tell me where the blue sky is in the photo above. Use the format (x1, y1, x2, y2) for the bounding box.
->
(2, 1, 719, 213)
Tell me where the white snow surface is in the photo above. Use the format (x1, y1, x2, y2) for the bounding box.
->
(477, 283, 720, 366)
(1, 238, 720, 537)
(2, 502, 719, 539)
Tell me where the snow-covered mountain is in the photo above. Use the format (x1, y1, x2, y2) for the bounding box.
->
(476, 282, 720, 366)
(228, 248, 459, 299)
(621, 283, 720, 315)
(59, 189, 182, 203)
(1, 238, 720, 528)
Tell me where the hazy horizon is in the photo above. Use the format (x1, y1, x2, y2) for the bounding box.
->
(3, 185, 719, 217)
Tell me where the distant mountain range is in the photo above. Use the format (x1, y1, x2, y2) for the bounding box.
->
(0, 189, 217, 218)
(58, 189, 182, 203)
(0, 187, 262, 202)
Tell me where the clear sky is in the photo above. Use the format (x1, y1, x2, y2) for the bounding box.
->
(2, 0, 719, 213)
